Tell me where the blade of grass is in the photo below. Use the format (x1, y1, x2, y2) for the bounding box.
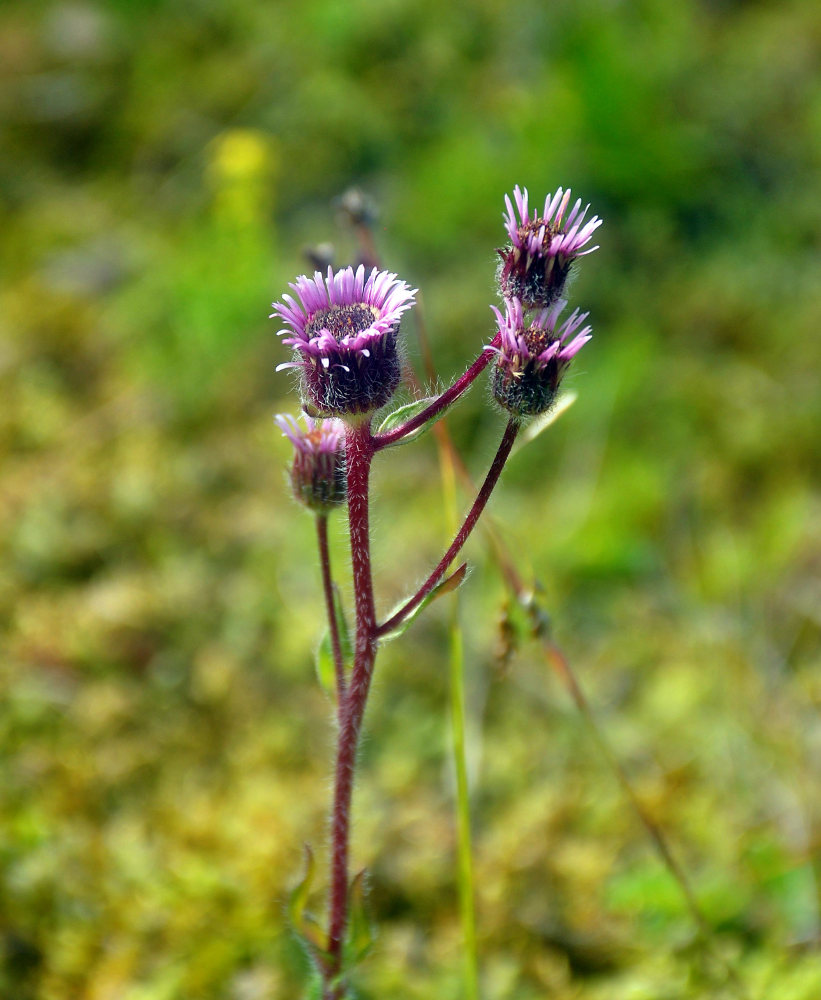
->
(439, 418, 480, 1000)
(414, 297, 480, 1000)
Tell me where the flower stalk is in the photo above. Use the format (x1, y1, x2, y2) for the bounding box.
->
(377, 417, 519, 638)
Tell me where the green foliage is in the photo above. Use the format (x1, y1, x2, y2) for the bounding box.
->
(289, 846, 333, 971)
(315, 583, 353, 699)
(375, 395, 440, 446)
(344, 870, 375, 970)
(1, 0, 820, 996)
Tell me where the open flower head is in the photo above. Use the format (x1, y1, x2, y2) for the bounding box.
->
(275, 413, 347, 512)
(497, 185, 602, 308)
(490, 297, 592, 418)
(272, 265, 416, 418)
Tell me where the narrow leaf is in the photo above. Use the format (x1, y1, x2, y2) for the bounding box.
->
(375, 396, 439, 446)
(434, 560, 468, 597)
(315, 633, 336, 698)
(288, 845, 315, 935)
(380, 562, 469, 642)
(344, 869, 375, 968)
(333, 584, 353, 662)
(302, 972, 324, 1000)
(288, 846, 333, 970)
(315, 585, 353, 699)
(300, 914, 329, 955)
(510, 391, 576, 457)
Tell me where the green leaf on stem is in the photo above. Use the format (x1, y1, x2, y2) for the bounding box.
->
(510, 391, 576, 457)
(375, 396, 439, 446)
(288, 846, 333, 970)
(344, 869, 375, 969)
(301, 972, 324, 1000)
(380, 562, 469, 642)
(315, 584, 353, 699)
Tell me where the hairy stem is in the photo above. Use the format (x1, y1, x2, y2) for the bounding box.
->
(376, 417, 519, 637)
(326, 422, 377, 998)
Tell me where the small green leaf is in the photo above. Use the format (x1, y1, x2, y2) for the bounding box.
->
(344, 869, 375, 968)
(315, 634, 336, 698)
(288, 845, 315, 933)
(375, 396, 439, 446)
(315, 585, 353, 699)
(433, 561, 468, 597)
(380, 562, 469, 642)
(510, 391, 576, 457)
(288, 846, 333, 970)
(302, 971, 324, 1000)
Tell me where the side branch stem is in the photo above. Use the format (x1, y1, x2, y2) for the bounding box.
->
(376, 417, 519, 637)
(373, 334, 501, 450)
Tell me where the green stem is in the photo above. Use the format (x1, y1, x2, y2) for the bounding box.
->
(437, 427, 480, 1000)
(449, 603, 479, 999)
(430, 417, 480, 1000)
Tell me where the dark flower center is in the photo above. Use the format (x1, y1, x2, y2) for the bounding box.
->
(306, 303, 379, 342)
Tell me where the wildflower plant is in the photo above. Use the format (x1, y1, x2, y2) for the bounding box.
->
(275, 186, 600, 999)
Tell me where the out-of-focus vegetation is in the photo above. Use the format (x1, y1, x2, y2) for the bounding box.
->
(2, 0, 820, 996)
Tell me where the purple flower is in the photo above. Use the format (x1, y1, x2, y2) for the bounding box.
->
(272, 265, 417, 418)
(275, 413, 347, 511)
(490, 297, 592, 417)
(497, 185, 602, 309)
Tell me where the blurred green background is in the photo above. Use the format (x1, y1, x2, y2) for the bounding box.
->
(2, 0, 820, 996)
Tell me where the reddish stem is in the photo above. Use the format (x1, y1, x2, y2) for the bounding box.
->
(376, 417, 519, 638)
(316, 514, 346, 702)
(326, 421, 378, 997)
(372, 334, 501, 450)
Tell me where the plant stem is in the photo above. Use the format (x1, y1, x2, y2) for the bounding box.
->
(376, 417, 519, 638)
(372, 334, 501, 451)
(316, 514, 346, 702)
(326, 421, 377, 998)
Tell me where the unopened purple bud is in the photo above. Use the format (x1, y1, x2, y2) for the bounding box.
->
(272, 265, 417, 418)
(497, 185, 602, 309)
(490, 298, 592, 418)
(275, 413, 347, 512)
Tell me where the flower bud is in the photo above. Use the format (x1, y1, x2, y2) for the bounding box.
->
(497, 185, 602, 309)
(490, 298, 592, 418)
(275, 413, 346, 512)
